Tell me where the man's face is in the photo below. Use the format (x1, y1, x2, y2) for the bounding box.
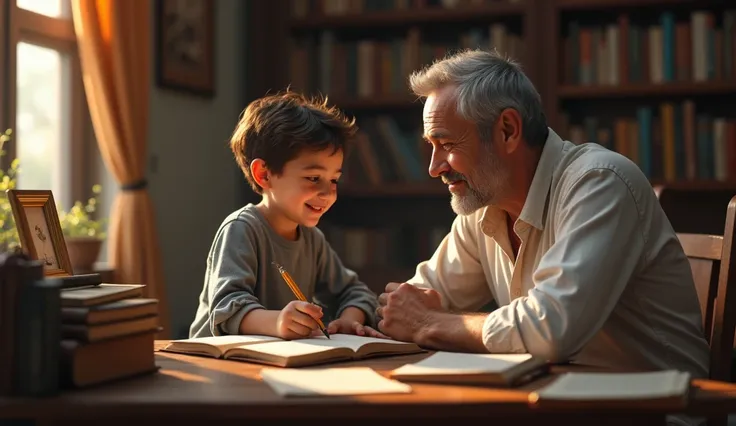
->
(422, 86, 510, 215)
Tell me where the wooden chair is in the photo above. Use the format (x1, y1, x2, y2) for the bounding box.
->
(676, 195, 736, 383)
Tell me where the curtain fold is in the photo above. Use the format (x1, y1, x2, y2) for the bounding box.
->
(71, 0, 170, 338)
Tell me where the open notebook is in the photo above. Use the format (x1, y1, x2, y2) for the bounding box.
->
(389, 351, 548, 386)
(161, 334, 424, 368)
(528, 370, 692, 409)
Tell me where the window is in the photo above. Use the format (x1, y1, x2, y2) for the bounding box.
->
(1, 0, 90, 210)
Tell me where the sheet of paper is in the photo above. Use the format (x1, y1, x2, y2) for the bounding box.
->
(261, 367, 412, 396)
(392, 351, 533, 375)
(535, 370, 691, 400)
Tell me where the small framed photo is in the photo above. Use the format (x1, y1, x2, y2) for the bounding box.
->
(155, 0, 215, 97)
(7, 189, 73, 277)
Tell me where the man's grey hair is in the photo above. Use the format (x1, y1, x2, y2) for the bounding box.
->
(409, 49, 548, 147)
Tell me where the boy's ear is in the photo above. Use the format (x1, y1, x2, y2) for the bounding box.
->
(249, 158, 271, 190)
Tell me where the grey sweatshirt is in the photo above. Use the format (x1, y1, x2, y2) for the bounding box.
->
(189, 204, 379, 338)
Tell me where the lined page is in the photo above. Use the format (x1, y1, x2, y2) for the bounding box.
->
(534, 370, 691, 400)
(261, 367, 412, 396)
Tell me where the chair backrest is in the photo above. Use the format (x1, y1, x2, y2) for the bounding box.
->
(676, 196, 736, 382)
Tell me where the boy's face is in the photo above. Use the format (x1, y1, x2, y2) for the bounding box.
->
(267, 147, 343, 227)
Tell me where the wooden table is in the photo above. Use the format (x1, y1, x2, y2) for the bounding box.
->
(1, 342, 735, 426)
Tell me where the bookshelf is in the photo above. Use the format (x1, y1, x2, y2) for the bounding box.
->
(541, 0, 736, 187)
(245, 0, 539, 293)
(243, 0, 736, 294)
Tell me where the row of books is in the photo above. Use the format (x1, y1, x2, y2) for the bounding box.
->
(291, 0, 522, 17)
(560, 101, 734, 182)
(338, 106, 734, 186)
(342, 115, 430, 185)
(320, 223, 449, 269)
(290, 25, 523, 99)
(563, 10, 736, 86)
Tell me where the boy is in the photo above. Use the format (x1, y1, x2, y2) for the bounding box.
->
(189, 91, 384, 340)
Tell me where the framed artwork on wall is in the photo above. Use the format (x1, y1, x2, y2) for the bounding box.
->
(155, 0, 215, 97)
(7, 189, 73, 277)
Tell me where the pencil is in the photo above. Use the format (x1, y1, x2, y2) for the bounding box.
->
(271, 261, 330, 339)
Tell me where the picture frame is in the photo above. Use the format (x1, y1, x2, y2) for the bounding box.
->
(7, 189, 73, 277)
(154, 0, 215, 97)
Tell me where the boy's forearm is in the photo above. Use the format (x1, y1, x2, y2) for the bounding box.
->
(238, 308, 280, 336)
(339, 306, 366, 324)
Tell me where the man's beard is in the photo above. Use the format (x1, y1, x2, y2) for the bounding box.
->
(442, 143, 508, 216)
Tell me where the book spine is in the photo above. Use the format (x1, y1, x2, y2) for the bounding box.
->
(14, 267, 62, 397)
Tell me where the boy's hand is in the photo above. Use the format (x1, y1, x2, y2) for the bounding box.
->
(327, 318, 391, 339)
(276, 300, 323, 340)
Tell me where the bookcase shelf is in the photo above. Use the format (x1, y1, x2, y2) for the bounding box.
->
(649, 180, 736, 190)
(246, 0, 736, 279)
(544, 0, 736, 185)
(558, 81, 736, 99)
(333, 95, 421, 110)
(290, 3, 527, 30)
(339, 181, 448, 198)
(556, 0, 724, 11)
(247, 1, 537, 276)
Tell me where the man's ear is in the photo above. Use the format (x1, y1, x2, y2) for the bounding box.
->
(250, 158, 271, 190)
(496, 108, 522, 154)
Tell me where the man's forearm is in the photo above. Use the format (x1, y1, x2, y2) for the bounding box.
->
(418, 311, 489, 353)
(339, 306, 366, 324)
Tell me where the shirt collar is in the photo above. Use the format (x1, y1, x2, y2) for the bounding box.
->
(479, 127, 567, 233)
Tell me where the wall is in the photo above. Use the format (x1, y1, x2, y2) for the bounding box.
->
(147, 0, 247, 338)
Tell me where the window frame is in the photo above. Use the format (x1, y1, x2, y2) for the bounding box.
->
(1, 0, 8, 132)
(3, 0, 90, 210)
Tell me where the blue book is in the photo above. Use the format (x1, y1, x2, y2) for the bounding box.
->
(661, 12, 676, 82)
(637, 107, 652, 178)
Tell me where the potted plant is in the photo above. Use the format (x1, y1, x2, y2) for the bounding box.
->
(59, 184, 107, 272)
(1, 127, 108, 270)
(0, 129, 21, 252)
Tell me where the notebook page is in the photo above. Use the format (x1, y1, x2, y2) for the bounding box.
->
(535, 370, 691, 400)
(392, 352, 533, 375)
(174, 335, 279, 346)
(238, 340, 346, 358)
(261, 367, 412, 396)
(164, 335, 281, 354)
(295, 334, 411, 352)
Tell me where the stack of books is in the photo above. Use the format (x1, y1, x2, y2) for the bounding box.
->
(59, 277, 160, 388)
(0, 251, 60, 397)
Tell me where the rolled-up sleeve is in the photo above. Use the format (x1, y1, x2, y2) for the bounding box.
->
(482, 167, 646, 361)
(207, 221, 265, 336)
(407, 213, 493, 312)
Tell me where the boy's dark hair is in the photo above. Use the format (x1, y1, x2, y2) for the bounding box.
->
(230, 91, 357, 194)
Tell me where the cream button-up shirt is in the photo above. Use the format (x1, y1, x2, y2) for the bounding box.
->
(408, 128, 710, 379)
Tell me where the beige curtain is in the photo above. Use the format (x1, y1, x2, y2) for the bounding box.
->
(71, 0, 170, 338)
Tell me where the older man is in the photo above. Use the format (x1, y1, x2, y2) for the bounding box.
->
(376, 49, 709, 379)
